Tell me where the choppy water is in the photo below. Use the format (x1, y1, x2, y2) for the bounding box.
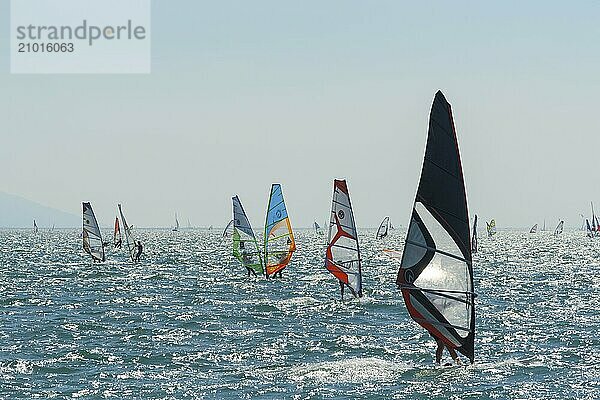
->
(0, 228, 599, 399)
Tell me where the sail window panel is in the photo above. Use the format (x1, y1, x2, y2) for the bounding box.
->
(413, 252, 472, 338)
(415, 202, 464, 260)
(408, 293, 464, 346)
(401, 217, 429, 270)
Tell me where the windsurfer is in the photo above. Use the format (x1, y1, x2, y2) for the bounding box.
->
(135, 241, 143, 262)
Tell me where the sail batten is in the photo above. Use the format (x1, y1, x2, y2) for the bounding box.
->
(396, 91, 475, 363)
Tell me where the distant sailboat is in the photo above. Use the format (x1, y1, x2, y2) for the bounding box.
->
(325, 179, 362, 299)
(314, 221, 323, 236)
(113, 216, 122, 248)
(486, 219, 496, 237)
(554, 220, 564, 235)
(264, 184, 296, 278)
(530, 224, 538, 234)
(208, 225, 213, 231)
(590, 202, 599, 237)
(33, 219, 38, 234)
(118, 204, 140, 262)
(232, 196, 263, 276)
(172, 213, 180, 232)
(395, 91, 475, 364)
(376, 216, 390, 240)
(82, 202, 105, 262)
(471, 215, 478, 254)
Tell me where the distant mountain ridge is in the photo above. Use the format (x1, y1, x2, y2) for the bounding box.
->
(0, 191, 79, 228)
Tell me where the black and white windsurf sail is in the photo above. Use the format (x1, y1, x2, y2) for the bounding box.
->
(554, 220, 564, 235)
(376, 216, 390, 240)
(396, 91, 475, 364)
(82, 202, 105, 262)
(530, 224, 538, 234)
(118, 204, 139, 262)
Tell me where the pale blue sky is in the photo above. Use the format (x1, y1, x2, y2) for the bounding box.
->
(1, 1, 599, 228)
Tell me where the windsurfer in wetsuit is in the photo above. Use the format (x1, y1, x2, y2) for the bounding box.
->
(239, 242, 256, 277)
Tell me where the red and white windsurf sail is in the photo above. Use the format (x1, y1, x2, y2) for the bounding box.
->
(396, 91, 475, 363)
(325, 179, 362, 298)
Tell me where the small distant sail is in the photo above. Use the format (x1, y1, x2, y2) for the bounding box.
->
(222, 219, 234, 238)
(543, 219, 546, 231)
(208, 225, 213, 231)
(172, 213, 180, 232)
(232, 196, 263, 275)
(471, 215, 478, 254)
(486, 219, 496, 237)
(396, 91, 475, 364)
(82, 202, 105, 262)
(113, 216, 122, 248)
(554, 220, 564, 235)
(530, 224, 538, 234)
(264, 184, 296, 277)
(33, 219, 38, 234)
(586, 219, 594, 237)
(376, 216, 390, 240)
(118, 204, 139, 262)
(314, 221, 323, 236)
(325, 179, 362, 298)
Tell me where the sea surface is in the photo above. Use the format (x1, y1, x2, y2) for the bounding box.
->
(0, 228, 598, 399)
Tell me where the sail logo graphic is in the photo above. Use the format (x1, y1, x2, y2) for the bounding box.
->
(10, 0, 151, 74)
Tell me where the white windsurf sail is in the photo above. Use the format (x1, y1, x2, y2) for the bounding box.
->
(232, 196, 263, 275)
(172, 213, 179, 232)
(82, 202, 105, 262)
(118, 204, 139, 262)
(376, 216, 390, 240)
(222, 219, 234, 238)
(325, 179, 362, 298)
